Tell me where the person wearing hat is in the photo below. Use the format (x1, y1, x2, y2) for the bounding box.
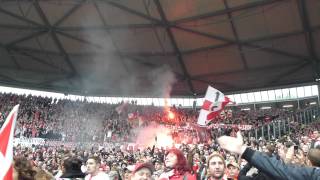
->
(226, 162, 239, 180)
(129, 162, 155, 180)
(60, 157, 86, 180)
(152, 159, 164, 179)
(121, 167, 132, 180)
(85, 156, 110, 180)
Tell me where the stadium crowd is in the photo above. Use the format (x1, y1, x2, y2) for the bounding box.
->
(1, 93, 294, 143)
(0, 92, 319, 179)
(10, 121, 320, 180)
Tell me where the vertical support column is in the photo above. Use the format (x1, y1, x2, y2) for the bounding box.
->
(308, 110, 311, 124)
(267, 124, 271, 141)
(273, 122, 276, 138)
(283, 119, 286, 134)
(288, 117, 291, 134)
(278, 120, 281, 137)
(317, 83, 320, 106)
(255, 128, 258, 140)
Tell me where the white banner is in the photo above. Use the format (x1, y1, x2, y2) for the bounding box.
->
(207, 124, 252, 131)
(13, 138, 45, 147)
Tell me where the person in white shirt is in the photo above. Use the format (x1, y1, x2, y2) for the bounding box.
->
(85, 156, 110, 180)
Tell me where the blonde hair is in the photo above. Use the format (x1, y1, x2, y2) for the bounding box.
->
(206, 152, 226, 177)
(34, 169, 54, 180)
(207, 152, 226, 167)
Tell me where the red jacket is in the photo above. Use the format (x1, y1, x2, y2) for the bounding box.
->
(159, 171, 197, 180)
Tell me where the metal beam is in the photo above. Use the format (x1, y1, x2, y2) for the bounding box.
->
(6, 30, 47, 47)
(173, 0, 284, 24)
(0, 72, 20, 83)
(192, 61, 307, 79)
(7, 45, 175, 57)
(8, 46, 61, 56)
(0, 79, 75, 94)
(7, 27, 318, 59)
(0, 42, 64, 71)
(53, 0, 85, 26)
(191, 78, 236, 89)
(103, 0, 162, 24)
(181, 25, 320, 54)
(38, 74, 74, 86)
(154, 0, 195, 95)
(0, 64, 67, 75)
(0, 7, 43, 26)
(93, 1, 130, 73)
(55, 30, 103, 49)
(0, 24, 43, 30)
(10, 50, 67, 72)
(142, 0, 167, 54)
(266, 62, 310, 85)
(56, 23, 162, 31)
(120, 51, 175, 57)
(175, 26, 314, 62)
(4, 48, 21, 69)
(223, 0, 248, 70)
(33, 0, 78, 76)
(222, 79, 314, 95)
(297, 0, 320, 78)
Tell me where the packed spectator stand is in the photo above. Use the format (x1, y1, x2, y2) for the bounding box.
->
(1, 92, 320, 180)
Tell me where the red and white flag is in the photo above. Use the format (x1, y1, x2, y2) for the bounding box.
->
(0, 105, 19, 180)
(197, 86, 231, 126)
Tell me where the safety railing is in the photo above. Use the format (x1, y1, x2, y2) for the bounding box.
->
(247, 107, 319, 140)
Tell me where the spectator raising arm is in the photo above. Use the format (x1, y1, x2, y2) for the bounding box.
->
(217, 132, 320, 180)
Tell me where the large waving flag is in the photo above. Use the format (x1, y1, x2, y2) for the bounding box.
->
(197, 86, 230, 126)
(0, 105, 19, 180)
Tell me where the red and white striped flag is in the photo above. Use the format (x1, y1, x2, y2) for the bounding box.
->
(0, 105, 19, 180)
(197, 86, 231, 126)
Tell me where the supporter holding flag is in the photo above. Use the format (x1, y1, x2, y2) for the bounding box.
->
(198, 86, 231, 126)
(0, 105, 19, 180)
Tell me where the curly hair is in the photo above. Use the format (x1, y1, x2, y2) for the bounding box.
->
(164, 148, 190, 174)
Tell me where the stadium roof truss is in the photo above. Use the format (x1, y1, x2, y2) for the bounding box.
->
(0, 0, 319, 97)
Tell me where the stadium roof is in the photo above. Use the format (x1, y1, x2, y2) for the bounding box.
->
(0, 0, 319, 97)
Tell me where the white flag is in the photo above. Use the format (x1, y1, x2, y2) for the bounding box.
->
(0, 105, 19, 180)
(197, 86, 230, 126)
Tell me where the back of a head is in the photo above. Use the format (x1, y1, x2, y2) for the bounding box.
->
(308, 148, 320, 167)
(34, 169, 54, 180)
(61, 156, 85, 178)
(14, 156, 37, 180)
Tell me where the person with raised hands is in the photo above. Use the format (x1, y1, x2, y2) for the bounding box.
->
(217, 131, 320, 180)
